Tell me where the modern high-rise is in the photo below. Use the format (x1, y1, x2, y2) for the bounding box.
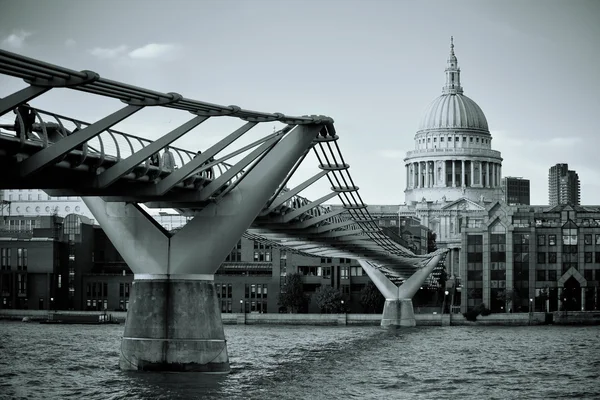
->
(548, 164, 580, 206)
(502, 177, 530, 205)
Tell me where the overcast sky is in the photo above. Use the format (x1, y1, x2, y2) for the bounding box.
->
(1, 0, 599, 206)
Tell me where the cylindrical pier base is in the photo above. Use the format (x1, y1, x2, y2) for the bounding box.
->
(119, 278, 229, 373)
(381, 298, 416, 328)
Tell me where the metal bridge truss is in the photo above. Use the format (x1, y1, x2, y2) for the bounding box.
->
(0, 49, 442, 280)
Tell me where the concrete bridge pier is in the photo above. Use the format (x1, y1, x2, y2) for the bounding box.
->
(83, 124, 322, 372)
(381, 299, 416, 328)
(120, 276, 228, 372)
(359, 252, 445, 328)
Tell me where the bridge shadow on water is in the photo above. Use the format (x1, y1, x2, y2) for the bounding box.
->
(115, 325, 424, 399)
(121, 370, 230, 399)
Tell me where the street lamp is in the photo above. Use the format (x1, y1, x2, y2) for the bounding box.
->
(529, 298, 533, 325)
(443, 290, 449, 314)
(529, 298, 533, 313)
(240, 299, 243, 313)
(341, 300, 345, 313)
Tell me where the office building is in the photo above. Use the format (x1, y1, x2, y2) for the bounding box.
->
(548, 164, 580, 206)
(502, 177, 530, 205)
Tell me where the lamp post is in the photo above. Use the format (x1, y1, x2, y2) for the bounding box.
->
(341, 299, 345, 314)
(240, 299, 243, 314)
(529, 298, 533, 325)
(443, 290, 449, 314)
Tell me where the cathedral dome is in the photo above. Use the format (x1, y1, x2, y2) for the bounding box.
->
(417, 37, 489, 134)
(418, 93, 488, 133)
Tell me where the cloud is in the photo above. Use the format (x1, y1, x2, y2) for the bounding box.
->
(128, 43, 180, 59)
(65, 38, 76, 47)
(546, 137, 582, 146)
(87, 43, 181, 64)
(89, 45, 128, 59)
(377, 149, 406, 159)
(1, 30, 33, 49)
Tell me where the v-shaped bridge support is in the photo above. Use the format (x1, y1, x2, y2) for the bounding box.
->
(83, 124, 322, 373)
(359, 250, 447, 328)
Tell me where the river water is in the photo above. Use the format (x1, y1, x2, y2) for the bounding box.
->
(0, 322, 599, 399)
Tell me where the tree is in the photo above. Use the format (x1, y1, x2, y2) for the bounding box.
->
(427, 230, 437, 253)
(278, 273, 309, 313)
(496, 289, 521, 311)
(360, 281, 385, 313)
(314, 285, 345, 314)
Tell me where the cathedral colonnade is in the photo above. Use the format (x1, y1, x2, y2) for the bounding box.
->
(405, 160, 502, 190)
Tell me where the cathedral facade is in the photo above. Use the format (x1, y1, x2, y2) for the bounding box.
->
(399, 39, 600, 313)
(400, 38, 504, 281)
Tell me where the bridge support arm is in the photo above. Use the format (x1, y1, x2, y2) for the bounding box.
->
(359, 253, 445, 328)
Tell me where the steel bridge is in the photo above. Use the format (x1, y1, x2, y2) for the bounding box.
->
(0, 48, 446, 373)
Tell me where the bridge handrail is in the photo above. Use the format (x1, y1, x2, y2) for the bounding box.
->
(0, 48, 419, 259)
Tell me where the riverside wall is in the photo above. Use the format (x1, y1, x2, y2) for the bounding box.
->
(2, 310, 600, 326)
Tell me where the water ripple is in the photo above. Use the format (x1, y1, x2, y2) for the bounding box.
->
(0, 322, 599, 399)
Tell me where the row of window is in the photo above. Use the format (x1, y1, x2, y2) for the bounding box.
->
(538, 234, 600, 246)
(418, 136, 490, 144)
(297, 266, 365, 277)
(219, 300, 270, 314)
(84, 282, 130, 298)
(0, 248, 28, 270)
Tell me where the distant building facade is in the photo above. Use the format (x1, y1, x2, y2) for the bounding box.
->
(502, 177, 530, 205)
(548, 164, 580, 206)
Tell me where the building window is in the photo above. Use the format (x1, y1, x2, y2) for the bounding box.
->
(537, 252, 546, 264)
(298, 266, 318, 276)
(225, 240, 242, 262)
(467, 235, 484, 308)
(596, 235, 600, 245)
(537, 235, 546, 246)
(548, 252, 557, 264)
(1, 248, 11, 270)
(548, 270, 557, 281)
(350, 266, 364, 276)
(584, 269, 593, 281)
(548, 235, 557, 246)
(512, 217, 530, 228)
(562, 228, 578, 245)
(584, 234, 592, 245)
(340, 266, 349, 279)
(17, 248, 27, 271)
(536, 270, 546, 281)
(585, 252, 593, 263)
(513, 234, 530, 310)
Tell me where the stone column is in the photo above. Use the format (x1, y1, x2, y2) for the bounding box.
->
(461, 160, 465, 186)
(452, 160, 456, 187)
(417, 162, 421, 188)
(582, 288, 586, 311)
(414, 162, 418, 188)
(492, 163, 496, 187)
(470, 160, 474, 187)
(426, 161, 431, 188)
(498, 164, 502, 184)
(406, 164, 409, 190)
(486, 162, 490, 188)
(479, 162, 483, 187)
(443, 160, 447, 187)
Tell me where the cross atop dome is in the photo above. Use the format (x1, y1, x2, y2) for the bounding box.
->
(443, 36, 463, 95)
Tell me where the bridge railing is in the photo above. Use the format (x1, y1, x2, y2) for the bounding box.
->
(1, 107, 247, 186)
